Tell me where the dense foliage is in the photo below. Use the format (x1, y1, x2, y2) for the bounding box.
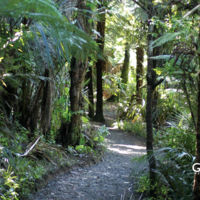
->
(0, 0, 199, 199)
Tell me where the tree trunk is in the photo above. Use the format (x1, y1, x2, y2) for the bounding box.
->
(121, 43, 130, 85)
(146, 1, 157, 196)
(95, 59, 105, 122)
(59, 0, 90, 146)
(59, 58, 88, 146)
(94, 2, 106, 122)
(68, 58, 87, 145)
(136, 46, 144, 105)
(86, 65, 94, 118)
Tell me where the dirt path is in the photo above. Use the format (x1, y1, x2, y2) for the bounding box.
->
(29, 106, 146, 200)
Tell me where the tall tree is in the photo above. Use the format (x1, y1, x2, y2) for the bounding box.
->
(68, 0, 93, 145)
(145, 1, 157, 196)
(132, 0, 164, 196)
(60, 0, 93, 146)
(94, 0, 106, 122)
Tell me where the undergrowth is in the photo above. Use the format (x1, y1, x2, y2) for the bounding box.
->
(119, 120, 146, 138)
(131, 111, 195, 200)
(132, 147, 194, 200)
(0, 119, 108, 199)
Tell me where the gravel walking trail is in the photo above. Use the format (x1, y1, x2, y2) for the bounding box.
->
(29, 105, 146, 200)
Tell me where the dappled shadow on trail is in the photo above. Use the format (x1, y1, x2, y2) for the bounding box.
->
(106, 128, 145, 156)
(29, 104, 146, 200)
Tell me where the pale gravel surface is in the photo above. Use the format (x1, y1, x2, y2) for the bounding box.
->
(29, 104, 146, 200)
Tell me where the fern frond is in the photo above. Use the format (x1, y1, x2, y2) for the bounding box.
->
(151, 32, 182, 48)
(0, 0, 98, 62)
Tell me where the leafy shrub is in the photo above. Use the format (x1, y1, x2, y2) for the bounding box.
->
(72, 125, 110, 154)
(155, 126, 195, 155)
(103, 74, 122, 99)
(156, 148, 193, 200)
(0, 122, 72, 199)
(137, 174, 171, 200)
(75, 145, 93, 154)
(155, 111, 196, 155)
(0, 166, 19, 200)
(95, 125, 110, 142)
(152, 89, 181, 128)
(0, 147, 19, 200)
(14, 158, 45, 198)
(120, 120, 146, 138)
(134, 147, 194, 200)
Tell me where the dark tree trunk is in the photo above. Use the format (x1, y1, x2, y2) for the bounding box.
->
(121, 43, 130, 85)
(152, 89, 160, 128)
(86, 65, 94, 118)
(58, 59, 88, 147)
(95, 59, 105, 122)
(136, 46, 144, 105)
(146, 1, 157, 197)
(94, 2, 106, 122)
(68, 58, 87, 146)
(59, 59, 87, 146)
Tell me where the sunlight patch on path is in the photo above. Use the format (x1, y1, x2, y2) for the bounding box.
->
(107, 143, 146, 155)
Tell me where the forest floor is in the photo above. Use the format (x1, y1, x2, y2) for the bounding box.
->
(29, 103, 146, 200)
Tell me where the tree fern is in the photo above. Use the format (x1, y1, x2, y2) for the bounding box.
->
(0, 0, 98, 62)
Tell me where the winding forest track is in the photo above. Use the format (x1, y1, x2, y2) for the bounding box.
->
(29, 104, 146, 200)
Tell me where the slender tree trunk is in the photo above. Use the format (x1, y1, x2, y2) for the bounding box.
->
(136, 46, 144, 105)
(95, 58, 105, 122)
(146, 1, 157, 196)
(121, 43, 130, 85)
(86, 65, 94, 118)
(94, 1, 106, 122)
